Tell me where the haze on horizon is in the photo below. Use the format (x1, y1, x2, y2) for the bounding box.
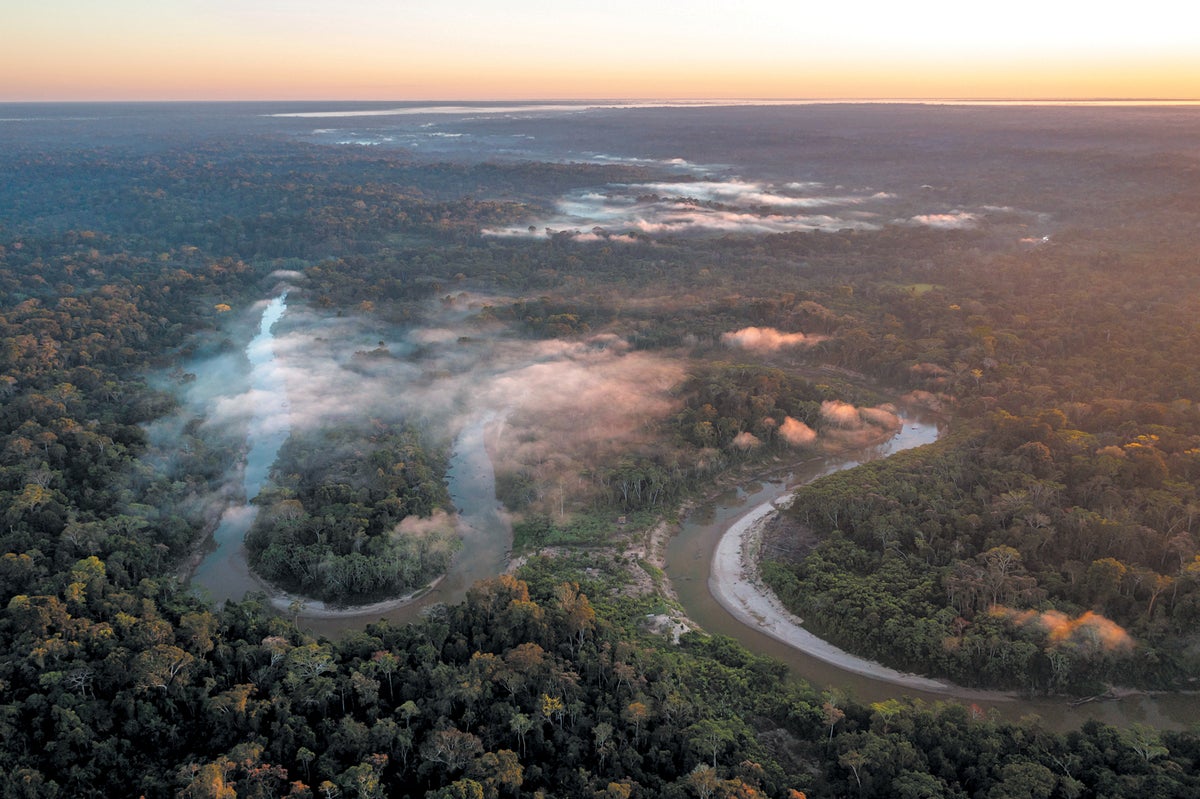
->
(3, 0, 1197, 102)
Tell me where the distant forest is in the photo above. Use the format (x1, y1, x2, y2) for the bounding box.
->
(2, 104, 1200, 797)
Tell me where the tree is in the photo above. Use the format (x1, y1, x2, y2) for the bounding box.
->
(398, 699, 421, 729)
(555, 582, 596, 652)
(687, 719, 738, 768)
(338, 757, 386, 799)
(822, 699, 845, 747)
(987, 761, 1056, 799)
(510, 713, 534, 757)
(540, 694, 565, 729)
(366, 650, 399, 701)
(421, 729, 483, 774)
(132, 644, 195, 692)
(178, 763, 238, 799)
(468, 750, 523, 799)
(297, 747, 316, 783)
(891, 770, 947, 799)
(839, 749, 866, 795)
(178, 610, 218, 656)
(1087, 557, 1128, 608)
(687, 765, 721, 799)
(428, 780, 484, 799)
(1122, 724, 1169, 763)
(623, 700, 649, 744)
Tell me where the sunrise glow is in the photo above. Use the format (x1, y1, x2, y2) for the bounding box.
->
(3, 1, 1197, 101)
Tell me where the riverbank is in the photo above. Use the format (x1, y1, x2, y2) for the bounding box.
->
(709, 497, 1013, 700)
(265, 575, 445, 619)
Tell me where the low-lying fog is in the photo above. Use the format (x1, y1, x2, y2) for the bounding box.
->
(152, 284, 687, 518)
(151, 281, 910, 530)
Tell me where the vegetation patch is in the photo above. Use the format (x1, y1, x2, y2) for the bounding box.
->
(246, 424, 457, 603)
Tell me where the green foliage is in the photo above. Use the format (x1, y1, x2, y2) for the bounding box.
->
(765, 409, 1200, 691)
(245, 424, 457, 603)
(5, 106, 1200, 798)
(671, 362, 838, 452)
(512, 512, 653, 551)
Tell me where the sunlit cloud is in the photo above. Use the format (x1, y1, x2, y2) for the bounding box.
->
(996, 607, 1133, 652)
(722, 326, 824, 352)
(731, 431, 762, 449)
(779, 416, 818, 446)
(390, 508, 456, 541)
(901, 389, 949, 414)
(817, 400, 902, 449)
(820, 400, 863, 428)
(859, 406, 902, 429)
(908, 211, 977, 229)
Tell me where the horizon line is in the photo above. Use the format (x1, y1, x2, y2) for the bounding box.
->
(3, 97, 1200, 107)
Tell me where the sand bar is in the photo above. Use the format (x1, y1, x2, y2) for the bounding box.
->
(711, 499, 978, 694)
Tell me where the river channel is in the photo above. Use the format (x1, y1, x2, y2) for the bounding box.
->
(189, 295, 512, 635)
(665, 413, 1200, 731)
(192, 299, 1198, 730)
(190, 293, 291, 604)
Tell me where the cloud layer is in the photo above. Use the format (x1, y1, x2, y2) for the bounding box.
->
(484, 177, 892, 238)
(482, 169, 1019, 240)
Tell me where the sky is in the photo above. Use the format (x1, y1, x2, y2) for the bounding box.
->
(2, 1, 1198, 102)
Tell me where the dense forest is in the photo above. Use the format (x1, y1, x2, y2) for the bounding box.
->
(3, 103, 1200, 796)
(246, 425, 457, 603)
(758, 223, 1200, 692)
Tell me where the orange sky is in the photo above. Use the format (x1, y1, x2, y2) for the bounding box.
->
(2, 1, 1197, 101)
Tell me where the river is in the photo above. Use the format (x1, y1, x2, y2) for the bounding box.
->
(187, 292, 511, 628)
(191, 293, 291, 604)
(190, 296, 512, 633)
(190, 299, 1197, 729)
(665, 412, 1200, 731)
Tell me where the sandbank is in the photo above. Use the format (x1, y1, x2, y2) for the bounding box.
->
(710, 499, 1010, 699)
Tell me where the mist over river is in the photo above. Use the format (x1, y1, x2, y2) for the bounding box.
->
(190, 294, 290, 603)
(188, 295, 512, 630)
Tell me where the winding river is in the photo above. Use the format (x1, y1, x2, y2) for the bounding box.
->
(189, 296, 511, 634)
(191, 293, 291, 604)
(665, 413, 1200, 731)
(191, 299, 1199, 730)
